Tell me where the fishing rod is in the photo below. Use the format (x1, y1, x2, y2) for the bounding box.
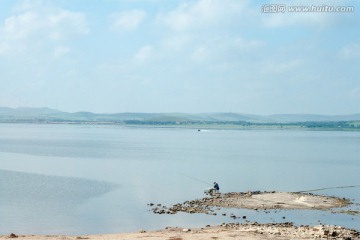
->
(177, 172, 212, 186)
(178, 172, 360, 194)
(295, 184, 360, 193)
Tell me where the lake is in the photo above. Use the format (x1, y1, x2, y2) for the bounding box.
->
(0, 124, 359, 235)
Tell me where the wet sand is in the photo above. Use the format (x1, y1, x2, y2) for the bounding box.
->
(2, 223, 359, 240)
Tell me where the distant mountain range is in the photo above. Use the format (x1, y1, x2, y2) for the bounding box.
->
(1, 107, 360, 124)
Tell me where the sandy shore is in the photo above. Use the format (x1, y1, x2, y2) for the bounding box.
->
(2, 223, 359, 240)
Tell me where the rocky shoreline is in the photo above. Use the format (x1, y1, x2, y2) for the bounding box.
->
(149, 191, 352, 216)
(2, 191, 358, 240)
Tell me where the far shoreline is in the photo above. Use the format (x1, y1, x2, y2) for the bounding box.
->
(1, 121, 360, 132)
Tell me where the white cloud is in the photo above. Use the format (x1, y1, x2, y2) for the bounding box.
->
(12, 0, 44, 12)
(190, 36, 262, 63)
(53, 46, 70, 58)
(2, 11, 38, 40)
(133, 45, 153, 63)
(233, 37, 263, 50)
(46, 10, 89, 40)
(110, 10, 146, 32)
(0, 2, 88, 55)
(154, 0, 259, 66)
(161, 35, 191, 51)
(191, 46, 209, 61)
(157, 0, 248, 31)
(339, 43, 360, 60)
(262, 59, 303, 75)
(2, 9, 88, 40)
(264, 12, 333, 28)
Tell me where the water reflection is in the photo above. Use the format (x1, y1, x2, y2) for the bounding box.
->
(0, 169, 117, 234)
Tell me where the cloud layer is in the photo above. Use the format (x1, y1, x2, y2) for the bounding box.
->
(0, 0, 359, 114)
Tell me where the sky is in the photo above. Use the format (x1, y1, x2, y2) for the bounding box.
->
(0, 0, 359, 115)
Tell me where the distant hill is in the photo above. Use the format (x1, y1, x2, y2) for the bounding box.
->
(0, 107, 360, 124)
(264, 114, 360, 123)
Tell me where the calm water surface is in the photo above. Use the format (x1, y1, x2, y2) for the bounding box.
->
(0, 124, 359, 234)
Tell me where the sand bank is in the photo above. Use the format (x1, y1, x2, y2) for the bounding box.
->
(2, 223, 359, 240)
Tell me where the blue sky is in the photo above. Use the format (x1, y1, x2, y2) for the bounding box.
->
(0, 0, 359, 114)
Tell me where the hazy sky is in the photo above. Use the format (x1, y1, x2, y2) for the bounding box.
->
(0, 0, 359, 114)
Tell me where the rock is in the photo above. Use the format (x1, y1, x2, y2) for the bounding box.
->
(183, 228, 191, 232)
(9, 233, 18, 238)
(242, 215, 246, 219)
